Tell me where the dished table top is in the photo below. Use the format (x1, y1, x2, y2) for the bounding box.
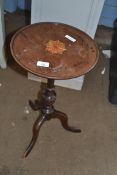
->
(10, 22, 99, 80)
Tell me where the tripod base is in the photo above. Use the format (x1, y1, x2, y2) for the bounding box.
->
(23, 109, 81, 158)
(23, 79, 81, 158)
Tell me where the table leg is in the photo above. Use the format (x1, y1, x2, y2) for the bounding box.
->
(49, 110, 81, 133)
(29, 99, 41, 111)
(23, 113, 46, 158)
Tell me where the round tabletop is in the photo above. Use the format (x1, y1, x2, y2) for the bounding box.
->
(10, 22, 99, 80)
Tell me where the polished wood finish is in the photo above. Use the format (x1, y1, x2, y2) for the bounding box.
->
(10, 22, 99, 80)
(10, 22, 98, 158)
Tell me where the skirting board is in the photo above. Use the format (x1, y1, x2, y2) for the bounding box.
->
(28, 72, 84, 90)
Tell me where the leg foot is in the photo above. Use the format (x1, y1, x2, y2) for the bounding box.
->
(23, 114, 46, 158)
(50, 110, 81, 133)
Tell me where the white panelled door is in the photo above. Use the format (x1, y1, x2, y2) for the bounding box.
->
(30, 0, 105, 90)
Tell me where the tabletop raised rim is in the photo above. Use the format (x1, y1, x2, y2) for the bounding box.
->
(10, 22, 99, 80)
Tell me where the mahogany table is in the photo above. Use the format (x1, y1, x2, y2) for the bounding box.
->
(10, 22, 99, 158)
